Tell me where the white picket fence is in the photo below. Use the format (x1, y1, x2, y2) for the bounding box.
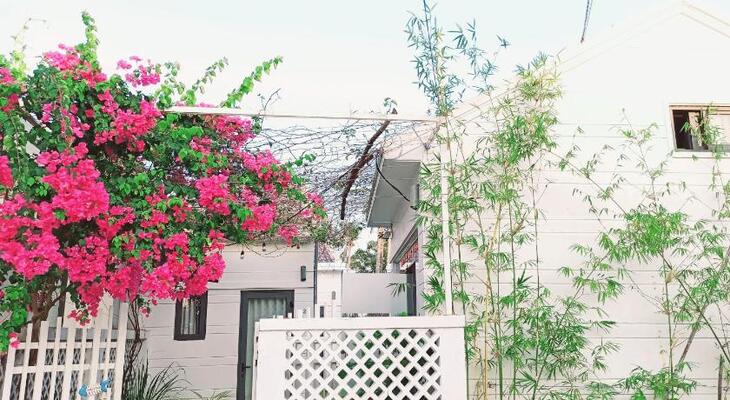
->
(0, 303, 128, 400)
(251, 314, 467, 400)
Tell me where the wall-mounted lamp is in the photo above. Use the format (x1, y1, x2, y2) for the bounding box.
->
(300, 265, 307, 282)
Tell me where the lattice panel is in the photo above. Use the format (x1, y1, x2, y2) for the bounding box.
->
(283, 328, 441, 400)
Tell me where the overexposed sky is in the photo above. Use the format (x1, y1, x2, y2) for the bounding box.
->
(3, 0, 729, 118)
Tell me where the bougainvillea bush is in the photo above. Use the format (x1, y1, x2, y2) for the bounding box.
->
(0, 13, 324, 349)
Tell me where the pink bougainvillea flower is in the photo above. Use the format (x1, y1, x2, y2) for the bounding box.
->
(0, 68, 14, 85)
(195, 174, 234, 215)
(43, 45, 81, 71)
(0, 156, 13, 188)
(278, 225, 300, 245)
(116, 59, 132, 70)
(8, 332, 19, 349)
(1, 93, 19, 113)
(241, 204, 276, 232)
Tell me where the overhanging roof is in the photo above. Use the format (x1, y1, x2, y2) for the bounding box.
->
(366, 158, 420, 227)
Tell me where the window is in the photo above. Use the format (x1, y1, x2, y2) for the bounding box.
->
(174, 293, 208, 340)
(671, 106, 730, 151)
(331, 291, 337, 301)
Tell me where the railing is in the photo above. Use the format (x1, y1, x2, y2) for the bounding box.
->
(251, 314, 466, 400)
(0, 303, 128, 400)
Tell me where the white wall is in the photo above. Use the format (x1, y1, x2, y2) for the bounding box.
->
(382, 4, 730, 398)
(315, 267, 342, 315)
(525, 10, 730, 397)
(341, 272, 407, 315)
(142, 243, 315, 396)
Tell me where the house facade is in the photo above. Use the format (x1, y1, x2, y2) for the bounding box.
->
(142, 242, 317, 400)
(367, 2, 730, 398)
(141, 240, 409, 399)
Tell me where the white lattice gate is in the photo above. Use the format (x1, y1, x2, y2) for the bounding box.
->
(251, 315, 466, 400)
(0, 303, 128, 400)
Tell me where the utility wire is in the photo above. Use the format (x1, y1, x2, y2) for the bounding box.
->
(580, 0, 594, 43)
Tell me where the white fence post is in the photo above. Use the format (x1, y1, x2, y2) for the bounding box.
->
(111, 303, 128, 400)
(252, 322, 289, 400)
(30, 321, 50, 400)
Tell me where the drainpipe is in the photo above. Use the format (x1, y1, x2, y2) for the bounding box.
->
(313, 241, 319, 310)
(440, 123, 454, 315)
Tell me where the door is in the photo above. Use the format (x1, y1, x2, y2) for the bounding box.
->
(405, 263, 417, 316)
(237, 290, 294, 400)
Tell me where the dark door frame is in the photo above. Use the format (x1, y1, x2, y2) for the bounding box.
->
(237, 290, 295, 400)
(405, 262, 417, 316)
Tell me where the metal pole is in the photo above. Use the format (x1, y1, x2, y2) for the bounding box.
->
(313, 241, 319, 309)
(440, 129, 454, 315)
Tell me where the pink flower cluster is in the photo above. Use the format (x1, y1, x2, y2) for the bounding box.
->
(214, 116, 254, 147)
(0, 196, 65, 280)
(37, 143, 110, 223)
(62, 235, 109, 283)
(241, 204, 276, 232)
(60, 105, 91, 138)
(0, 68, 14, 85)
(8, 333, 18, 349)
(43, 45, 81, 71)
(307, 192, 325, 207)
(1, 93, 18, 113)
(195, 174, 234, 215)
(43, 44, 106, 88)
(241, 150, 280, 181)
(94, 93, 161, 152)
(0, 156, 12, 188)
(119, 56, 160, 87)
(137, 230, 225, 301)
(277, 225, 300, 245)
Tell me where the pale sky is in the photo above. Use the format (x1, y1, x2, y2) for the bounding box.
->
(3, 0, 729, 118)
(3, 0, 730, 250)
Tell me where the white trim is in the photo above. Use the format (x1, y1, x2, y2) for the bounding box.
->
(257, 314, 465, 331)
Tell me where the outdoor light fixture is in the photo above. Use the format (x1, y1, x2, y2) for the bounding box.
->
(300, 265, 307, 281)
(239, 249, 245, 259)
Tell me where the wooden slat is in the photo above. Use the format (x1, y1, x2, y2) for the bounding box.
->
(111, 303, 128, 400)
(74, 327, 87, 400)
(1, 326, 18, 400)
(87, 326, 101, 389)
(101, 309, 114, 381)
(46, 318, 63, 400)
(17, 327, 32, 400)
(30, 321, 49, 400)
(59, 327, 76, 400)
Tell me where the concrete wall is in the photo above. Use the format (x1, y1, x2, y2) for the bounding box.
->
(341, 272, 407, 315)
(315, 267, 343, 315)
(142, 243, 315, 396)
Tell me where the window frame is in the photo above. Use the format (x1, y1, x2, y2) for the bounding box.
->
(669, 104, 730, 153)
(174, 292, 208, 341)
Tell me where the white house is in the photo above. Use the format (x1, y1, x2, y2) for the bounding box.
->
(367, 1, 730, 398)
(141, 240, 409, 400)
(142, 242, 318, 400)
